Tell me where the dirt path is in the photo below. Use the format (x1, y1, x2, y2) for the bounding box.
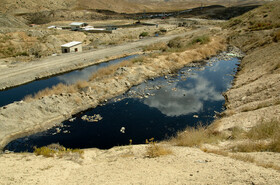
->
(1, 145, 280, 185)
(0, 29, 206, 90)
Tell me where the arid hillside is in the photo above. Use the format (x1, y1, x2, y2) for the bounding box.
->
(0, 0, 266, 14)
(205, 1, 280, 153)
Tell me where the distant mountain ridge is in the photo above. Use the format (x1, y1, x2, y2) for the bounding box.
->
(0, 0, 266, 14)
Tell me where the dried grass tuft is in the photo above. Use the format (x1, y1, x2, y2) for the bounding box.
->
(146, 138, 172, 158)
(170, 124, 226, 147)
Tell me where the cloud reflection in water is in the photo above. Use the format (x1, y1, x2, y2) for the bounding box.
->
(143, 59, 237, 117)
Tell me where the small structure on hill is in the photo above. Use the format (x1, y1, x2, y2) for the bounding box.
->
(61, 41, 82, 53)
(70, 22, 88, 31)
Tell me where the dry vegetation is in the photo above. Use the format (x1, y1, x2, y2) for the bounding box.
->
(24, 34, 225, 101)
(33, 143, 84, 159)
(202, 148, 280, 171)
(170, 123, 226, 147)
(24, 81, 90, 101)
(230, 119, 280, 153)
(145, 138, 172, 158)
(170, 118, 280, 170)
(172, 118, 280, 153)
(143, 35, 211, 53)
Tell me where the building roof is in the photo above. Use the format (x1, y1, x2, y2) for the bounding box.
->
(61, 41, 82, 48)
(70, 22, 86, 26)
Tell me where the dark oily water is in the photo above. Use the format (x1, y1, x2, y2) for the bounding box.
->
(0, 55, 136, 107)
(5, 56, 240, 152)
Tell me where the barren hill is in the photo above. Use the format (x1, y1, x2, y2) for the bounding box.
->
(0, 0, 267, 15)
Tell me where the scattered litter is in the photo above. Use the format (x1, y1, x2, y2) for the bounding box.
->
(193, 115, 199, 118)
(120, 127, 125, 134)
(81, 114, 103, 122)
(55, 128, 61, 133)
(69, 117, 76, 122)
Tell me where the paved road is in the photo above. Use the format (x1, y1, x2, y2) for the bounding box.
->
(0, 32, 198, 90)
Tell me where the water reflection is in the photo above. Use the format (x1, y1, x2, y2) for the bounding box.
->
(142, 58, 238, 116)
(57, 55, 136, 84)
(0, 55, 136, 107)
(4, 57, 240, 152)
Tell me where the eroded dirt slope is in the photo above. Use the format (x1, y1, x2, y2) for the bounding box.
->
(216, 1, 280, 132)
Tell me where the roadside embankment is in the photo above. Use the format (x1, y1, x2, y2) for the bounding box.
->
(0, 36, 226, 150)
(0, 31, 194, 90)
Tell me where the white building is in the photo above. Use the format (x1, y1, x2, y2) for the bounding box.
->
(61, 41, 82, 53)
(70, 22, 88, 31)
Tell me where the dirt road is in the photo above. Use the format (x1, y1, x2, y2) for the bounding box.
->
(0, 30, 205, 90)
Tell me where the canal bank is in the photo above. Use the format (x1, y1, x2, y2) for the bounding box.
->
(5, 56, 240, 152)
(0, 37, 227, 150)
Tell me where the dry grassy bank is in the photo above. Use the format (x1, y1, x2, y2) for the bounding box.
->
(24, 34, 225, 100)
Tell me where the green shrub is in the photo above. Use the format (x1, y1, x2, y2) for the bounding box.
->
(139, 32, 149, 37)
(190, 35, 210, 45)
(13, 51, 29, 57)
(167, 36, 184, 49)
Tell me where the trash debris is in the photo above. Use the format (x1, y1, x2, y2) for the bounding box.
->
(81, 114, 103, 122)
(120, 127, 125, 134)
(69, 117, 76, 122)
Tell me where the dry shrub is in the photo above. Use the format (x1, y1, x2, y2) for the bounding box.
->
(170, 124, 225, 147)
(231, 141, 270, 152)
(89, 59, 135, 81)
(204, 148, 280, 171)
(231, 153, 255, 163)
(274, 30, 280, 42)
(23, 80, 91, 100)
(231, 153, 280, 171)
(231, 119, 280, 153)
(190, 35, 210, 45)
(247, 119, 280, 140)
(146, 138, 172, 158)
(143, 42, 167, 51)
(228, 126, 246, 140)
(167, 36, 185, 49)
(130, 56, 146, 64)
(202, 148, 229, 156)
(75, 80, 89, 89)
(166, 53, 180, 62)
(89, 64, 118, 80)
(23, 94, 34, 102)
(34, 143, 84, 158)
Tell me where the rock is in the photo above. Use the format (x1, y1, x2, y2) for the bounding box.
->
(69, 117, 76, 122)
